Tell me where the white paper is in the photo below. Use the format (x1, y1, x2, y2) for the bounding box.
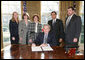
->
(31, 44, 53, 52)
(31, 46, 42, 51)
(76, 52, 84, 55)
(42, 45, 53, 51)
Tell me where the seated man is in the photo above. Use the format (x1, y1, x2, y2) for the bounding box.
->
(32, 24, 57, 47)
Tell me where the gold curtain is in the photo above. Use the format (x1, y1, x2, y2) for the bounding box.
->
(21, 1, 23, 18)
(59, 1, 80, 27)
(27, 1, 41, 23)
(21, 1, 41, 23)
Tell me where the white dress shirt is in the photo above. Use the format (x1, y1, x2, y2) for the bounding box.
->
(35, 23, 38, 33)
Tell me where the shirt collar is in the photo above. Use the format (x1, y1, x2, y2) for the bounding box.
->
(69, 14, 74, 18)
(53, 18, 56, 22)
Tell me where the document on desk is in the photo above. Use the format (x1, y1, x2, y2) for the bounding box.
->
(31, 44, 53, 52)
(42, 45, 53, 51)
(31, 46, 42, 51)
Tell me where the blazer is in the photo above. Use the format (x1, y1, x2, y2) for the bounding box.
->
(33, 32, 57, 46)
(48, 19, 64, 42)
(9, 20, 19, 44)
(19, 20, 31, 44)
(27, 22, 42, 42)
(9, 20, 19, 36)
(65, 14, 82, 48)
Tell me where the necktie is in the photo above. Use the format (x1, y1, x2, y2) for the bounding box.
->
(52, 20, 55, 24)
(66, 16, 71, 28)
(52, 20, 55, 27)
(43, 34, 48, 44)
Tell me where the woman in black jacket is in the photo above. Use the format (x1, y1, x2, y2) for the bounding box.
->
(9, 12, 19, 44)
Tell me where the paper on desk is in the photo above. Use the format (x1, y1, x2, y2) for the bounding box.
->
(76, 52, 84, 55)
(42, 45, 53, 51)
(31, 46, 42, 51)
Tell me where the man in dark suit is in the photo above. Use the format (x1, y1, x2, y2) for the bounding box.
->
(65, 7, 82, 53)
(48, 11, 64, 46)
(32, 24, 57, 47)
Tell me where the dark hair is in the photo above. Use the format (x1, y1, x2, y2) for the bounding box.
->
(51, 11, 57, 15)
(32, 14, 40, 22)
(22, 13, 29, 20)
(68, 6, 75, 11)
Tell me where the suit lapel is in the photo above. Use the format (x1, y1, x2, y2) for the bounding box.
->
(55, 19, 58, 23)
(41, 33, 44, 43)
(65, 17, 68, 24)
(37, 23, 40, 32)
(50, 20, 53, 26)
(67, 14, 76, 28)
(47, 32, 50, 43)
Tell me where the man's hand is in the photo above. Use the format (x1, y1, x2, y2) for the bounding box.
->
(59, 38, 63, 42)
(73, 38, 77, 42)
(40, 43, 48, 47)
(32, 43, 36, 47)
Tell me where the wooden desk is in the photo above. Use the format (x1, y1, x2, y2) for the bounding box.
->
(1, 44, 84, 59)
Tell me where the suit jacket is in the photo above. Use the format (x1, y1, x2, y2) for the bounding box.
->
(9, 20, 19, 44)
(33, 32, 57, 46)
(9, 20, 19, 37)
(65, 14, 82, 48)
(48, 19, 64, 43)
(27, 22, 42, 42)
(19, 20, 31, 44)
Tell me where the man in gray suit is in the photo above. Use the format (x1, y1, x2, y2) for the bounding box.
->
(65, 7, 82, 53)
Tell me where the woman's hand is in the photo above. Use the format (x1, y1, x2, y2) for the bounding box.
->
(19, 37, 22, 43)
(20, 37, 22, 41)
(29, 39, 33, 43)
(12, 37, 15, 40)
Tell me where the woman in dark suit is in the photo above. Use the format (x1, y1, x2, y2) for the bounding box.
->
(9, 12, 19, 44)
(28, 14, 42, 44)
